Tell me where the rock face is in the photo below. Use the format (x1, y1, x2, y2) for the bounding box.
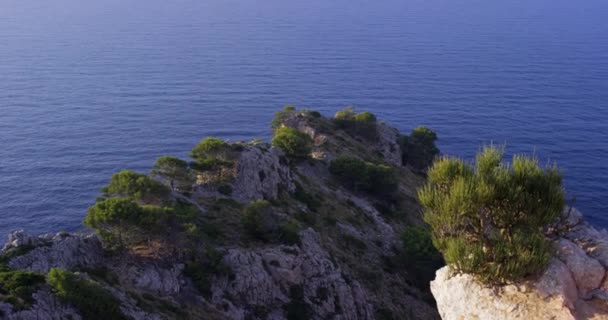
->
(7, 232, 103, 273)
(431, 207, 608, 320)
(230, 145, 296, 203)
(0, 288, 82, 320)
(212, 229, 374, 320)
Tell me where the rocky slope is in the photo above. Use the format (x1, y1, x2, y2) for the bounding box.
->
(0, 109, 440, 320)
(431, 207, 608, 320)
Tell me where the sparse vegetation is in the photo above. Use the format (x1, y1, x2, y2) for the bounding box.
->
(333, 107, 378, 139)
(400, 126, 439, 171)
(401, 227, 444, 287)
(329, 156, 398, 196)
(418, 145, 565, 283)
(271, 127, 313, 158)
(151, 156, 194, 192)
(184, 248, 233, 298)
(0, 265, 45, 310)
(100, 170, 170, 204)
(47, 268, 128, 320)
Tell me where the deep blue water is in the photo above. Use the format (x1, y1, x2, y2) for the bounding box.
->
(1, 0, 608, 239)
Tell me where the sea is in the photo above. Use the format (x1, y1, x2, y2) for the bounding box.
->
(1, 0, 607, 240)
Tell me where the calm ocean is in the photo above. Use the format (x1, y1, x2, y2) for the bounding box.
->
(1, 0, 607, 239)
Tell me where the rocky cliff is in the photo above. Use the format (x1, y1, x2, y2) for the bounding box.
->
(0, 108, 440, 320)
(431, 207, 608, 320)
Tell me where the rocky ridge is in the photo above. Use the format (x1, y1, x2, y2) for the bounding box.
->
(0, 109, 438, 320)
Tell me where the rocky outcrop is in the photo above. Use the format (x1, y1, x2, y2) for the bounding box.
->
(212, 229, 374, 320)
(0, 288, 82, 320)
(431, 207, 608, 320)
(376, 123, 402, 167)
(230, 145, 296, 203)
(7, 232, 103, 273)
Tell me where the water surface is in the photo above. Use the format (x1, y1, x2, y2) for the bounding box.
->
(1, 0, 608, 238)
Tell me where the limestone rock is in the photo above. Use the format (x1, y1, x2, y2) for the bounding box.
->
(7, 233, 103, 273)
(230, 145, 296, 203)
(376, 123, 403, 167)
(211, 229, 374, 320)
(555, 239, 605, 297)
(431, 266, 577, 320)
(115, 262, 184, 295)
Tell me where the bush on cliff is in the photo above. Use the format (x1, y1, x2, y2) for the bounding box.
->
(84, 198, 170, 247)
(271, 127, 313, 158)
(400, 126, 439, 171)
(401, 227, 444, 288)
(47, 268, 127, 320)
(190, 137, 237, 184)
(151, 156, 194, 192)
(0, 268, 45, 310)
(101, 170, 170, 204)
(333, 107, 378, 139)
(418, 145, 565, 283)
(329, 156, 398, 196)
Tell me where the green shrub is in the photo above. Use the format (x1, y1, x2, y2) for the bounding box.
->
(48, 268, 128, 320)
(333, 107, 378, 138)
(280, 220, 301, 245)
(401, 227, 444, 287)
(271, 127, 313, 158)
(400, 126, 439, 171)
(0, 268, 45, 310)
(184, 248, 232, 298)
(329, 156, 398, 195)
(271, 105, 298, 130)
(418, 146, 565, 284)
(190, 137, 231, 160)
(101, 170, 170, 203)
(84, 198, 170, 247)
(151, 156, 193, 191)
(242, 200, 275, 241)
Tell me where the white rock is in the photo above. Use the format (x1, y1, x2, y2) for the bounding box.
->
(555, 239, 605, 297)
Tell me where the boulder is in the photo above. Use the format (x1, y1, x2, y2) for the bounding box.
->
(229, 145, 296, 203)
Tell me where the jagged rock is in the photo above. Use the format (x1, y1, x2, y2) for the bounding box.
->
(0, 288, 82, 320)
(116, 262, 184, 295)
(376, 123, 402, 167)
(2, 229, 48, 252)
(211, 229, 374, 320)
(535, 258, 579, 309)
(432, 208, 608, 320)
(7, 233, 103, 273)
(555, 239, 605, 297)
(230, 145, 296, 203)
(431, 266, 577, 320)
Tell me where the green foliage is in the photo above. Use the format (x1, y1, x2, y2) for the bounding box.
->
(190, 137, 231, 160)
(400, 126, 439, 171)
(84, 198, 171, 247)
(333, 107, 378, 139)
(151, 156, 193, 191)
(271, 127, 313, 158)
(280, 220, 301, 245)
(242, 200, 274, 241)
(329, 156, 398, 196)
(0, 267, 45, 310)
(47, 268, 128, 320)
(418, 146, 565, 284)
(401, 227, 444, 287)
(184, 248, 233, 298)
(101, 170, 170, 203)
(271, 105, 298, 130)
